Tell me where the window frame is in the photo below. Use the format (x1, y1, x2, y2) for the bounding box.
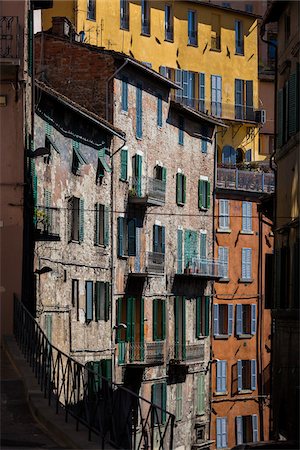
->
(87, 0, 96, 21)
(120, 0, 129, 30)
(237, 359, 256, 392)
(141, 0, 150, 36)
(219, 199, 230, 231)
(213, 303, 233, 337)
(164, 4, 173, 41)
(153, 298, 166, 341)
(218, 246, 229, 279)
(187, 10, 197, 46)
(176, 172, 186, 205)
(241, 248, 252, 281)
(235, 19, 244, 55)
(216, 360, 227, 394)
(242, 201, 252, 233)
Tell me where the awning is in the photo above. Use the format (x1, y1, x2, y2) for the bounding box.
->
(47, 136, 60, 154)
(73, 146, 87, 165)
(98, 149, 112, 173)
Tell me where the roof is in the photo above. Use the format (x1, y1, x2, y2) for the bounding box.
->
(185, 1, 261, 19)
(35, 80, 125, 140)
(262, 0, 287, 25)
(170, 100, 228, 128)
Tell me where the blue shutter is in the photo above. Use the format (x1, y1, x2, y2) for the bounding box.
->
(251, 359, 256, 390)
(252, 415, 258, 442)
(221, 361, 227, 392)
(247, 202, 252, 231)
(199, 72, 205, 111)
(177, 229, 183, 273)
(216, 360, 222, 392)
(216, 418, 222, 449)
(86, 281, 93, 321)
(236, 304, 243, 335)
(242, 202, 247, 231)
(216, 76, 222, 116)
(221, 417, 227, 448)
(198, 179, 204, 208)
(176, 173, 183, 204)
(128, 218, 136, 256)
(251, 304, 256, 335)
(178, 116, 184, 145)
(247, 248, 252, 280)
(121, 77, 128, 111)
(79, 199, 84, 242)
(157, 95, 163, 127)
(213, 304, 219, 336)
(136, 84, 143, 138)
(242, 248, 247, 279)
(104, 282, 110, 321)
(235, 79, 243, 119)
(228, 304, 233, 335)
(236, 416, 243, 445)
(204, 295, 210, 336)
(175, 69, 183, 101)
(201, 138, 208, 153)
(153, 225, 159, 253)
(117, 217, 124, 257)
(246, 80, 254, 120)
(153, 299, 158, 340)
(237, 360, 242, 391)
(211, 75, 216, 115)
(120, 148, 128, 181)
(161, 226, 165, 254)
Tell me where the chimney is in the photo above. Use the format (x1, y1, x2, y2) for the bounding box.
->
(52, 17, 73, 38)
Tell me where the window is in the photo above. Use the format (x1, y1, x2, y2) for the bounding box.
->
(245, 149, 252, 162)
(121, 77, 128, 111)
(154, 165, 166, 182)
(242, 202, 252, 232)
(175, 70, 196, 107)
(85, 281, 94, 321)
(236, 415, 258, 445)
(178, 115, 184, 145)
(222, 2, 231, 7)
(117, 217, 136, 257)
(72, 141, 87, 175)
(132, 153, 143, 196)
(235, 79, 254, 120)
(196, 296, 210, 337)
(136, 84, 143, 138)
(159, 66, 172, 79)
(237, 360, 256, 391)
(211, 13, 221, 50)
(213, 303, 233, 336)
(197, 374, 205, 414)
(216, 360, 227, 393)
(44, 314, 52, 342)
(236, 304, 256, 336)
(175, 384, 183, 420)
(222, 145, 236, 164)
(200, 232, 206, 259)
(188, 10, 197, 45)
(95, 204, 109, 246)
(218, 247, 229, 279)
(165, 4, 173, 41)
(141, 0, 150, 35)
(211, 75, 222, 117)
(153, 299, 166, 340)
(199, 72, 205, 112)
(87, 0, 96, 20)
(176, 173, 186, 205)
(68, 197, 84, 243)
(120, 0, 129, 30)
(235, 20, 244, 55)
(216, 417, 228, 449)
(153, 224, 165, 254)
(86, 360, 112, 396)
(120, 148, 128, 181)
(151, 383, 167, 425)
(157, 95, 163, 127)
(198, 179, 210, 210)
(241, 248, 252, 281)
(72, 279, 79, 321)
(95, 281, 110, 321)
(219, 199, 230, 230)
(267, 34, 277, 68)
(245, 4, 253, 13)
(277, 70, 299, 147)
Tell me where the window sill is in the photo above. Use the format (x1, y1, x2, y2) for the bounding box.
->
(240, 230, 254, 235)
(238, 389, 253, 394)
(177, 202, 185, 207)
(214, 391, 228, 396)
(164, 38, 174, 43)
(187, 42, 198, 47)
(217, 228, 231, 233)
(141, 32, 151, 37)
(94, 243, 105, 248)
(119, 178, 129, 182)
(120, 26, 129, 32)
(118, 255, 129, 260)
(199, 207, 208, 212)
(237, 334, 253, 339)
(218, 277, 230, 283)
(196, 335, 208, 340)
(121, 110, 128, 115)
(239, 278, 253, 284)
(86, 17, 96, 22)
(210, 47, 221, 53)
(214, 334, 229, 339)
(69, 240, 80, 244)
(235, 52, 245, 56)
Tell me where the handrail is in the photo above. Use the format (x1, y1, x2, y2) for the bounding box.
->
(13, 295, 175, 449)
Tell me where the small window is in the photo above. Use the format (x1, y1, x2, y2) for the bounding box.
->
(236, 304, 256, 336)
(235, 20, 244, 55)
(188, 10, 197, 45)
(153, 299, 166, 340)
(176, 173, 186, 205)
(95, 281, 110, 321)
(211, 13, 221, 50)
(218, 247, 229, 279)
(198, 179, 210, 210)
(68, 197, 84, 243)
(219, 199, 230, 230)
(153, 224, 165, 254)
(87, 0, 96, 20)
(211, 75, 222, 117)
(120, 0, 129, 30)
(154, 165, 166, 182)
(196, 424, 206, 443)
(245, 4, 253, 13)
(242, 202, 252, 232)
(237, 359, 256, 391)
(196, 296, 210, 337)
(213, 303, 233, 336)
(95, 203, 109, 246)
(151, 383, 167, 425)
(121, 77, 128, 112)
(157, 94, 163, 127)
(86, 280, 94, 321)
(241, 248, 252, 281)
(236, 415, 258, 445)
(178, 115, 184, 145)
(141, 0, 150, 35)
(216, 360, 227, 393)
(72, 279, 79, 321)
(165, 4, 173, 41)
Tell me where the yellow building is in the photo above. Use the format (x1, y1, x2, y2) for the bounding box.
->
(42, 0, 264, 163)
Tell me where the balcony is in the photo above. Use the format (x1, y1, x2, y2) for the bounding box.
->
(117, 341, 166, 366)
(0, 16, 20, 71)
(176, 257, 224, 280)
(128, 177, 166, 206)
(217, 167, 275, 193)
(34, 206, 60, 241)
(168, 342, 205, 363)
(146, 251, 165, 274)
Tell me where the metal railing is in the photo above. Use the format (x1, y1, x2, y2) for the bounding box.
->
(0, 16, 20, 59)
(13, 296, 175, 449)
(146, 252, 165, 274)
(119, 342, 166, 365)
(129, 177, 166, 205)
(178, 257, 224, 278)
(217, 168, 275, 193)
(34, 206, 60, 239)
(185, 343, 205, 362)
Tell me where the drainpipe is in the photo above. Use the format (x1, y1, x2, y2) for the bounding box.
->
(257, 209, 264, 441)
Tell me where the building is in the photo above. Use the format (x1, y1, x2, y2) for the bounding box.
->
(262, 1, 299, 443)
(0, 0, 52, 340)
(34, 19, 226, 449)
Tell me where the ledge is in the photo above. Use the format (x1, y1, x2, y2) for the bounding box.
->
(213, 334, 229, 340)
(240, 230, 254, 235)
(217, 277, 230, 283)
(214, 391, 228, 396)
(238, 278, 254, 284)
(217, 228, 231, 233)
(237, 334, 253, 339)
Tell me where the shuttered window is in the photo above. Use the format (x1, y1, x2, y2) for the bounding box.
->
(127, 218, 136, 256)
(196, 295, 210, 337)
(121, 77, 128, 111)
(199, 72, 205, 112)
(177, 229, 183, 274)
(153, 299, 166, 340)
(95, 281, 110, 322)
(157, 94, 163, 127)
(242, 248, 252, 280)
(235, 20, 244, 54)
(188, 10, 197, 45)
(242, 202, 252, 232)
(151, 383, 167, 425)
(72, 140, 87, 176)
(277, 89, 283, 147)
(219, 200, 230, 230)
(218, 247, 229, 279)
(120, 148, 128, 181)
(200, 232, 206, 259)
(86, 281, 93, 321)
(136, 84, 143, 139)
(72, 279, 79, 321)
(176, 173, 186, 205)
(178, 115, 184, 145)
(236, 304, 256, 336)
(211, 75, 222, 117)
(153, 224, 165, 254)
(236, 415, 258, 444)
(198, 179, 210, 209)
(235, 79, 244, 119)
(213, 303, 233, 336)
(288, 72, 297, 136)
(69, 197, 84, 243)
(197, 374, 205, 414)
(216, 360, 227, 393)
(94, 203, 108, 246)
(237, 360, 256, 391)
(175, 384, 183, 420)
(216, 417, 227, 449)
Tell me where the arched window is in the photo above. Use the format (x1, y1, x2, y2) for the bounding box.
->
(222, 146, 236, 165)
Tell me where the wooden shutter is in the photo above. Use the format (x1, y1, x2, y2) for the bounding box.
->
(204, 295, 210, 336)
(31, 160, 38, 208)
(162, 300, 166, 340)
(199, 72, 205, 111)
(277, 89, 283, 147)
(120, 148, 128, 181)
(95, 281, 101, 321)
(175, 69, 183, 101)
(116, 297, 123, 343)
(251, 359, 256, 390)
(177, 229, 183, 274)
(161, 226, 165, 254)
(288, 72, 297, 136)
(235, 78, 243, 119)
(174, 296, 179, 359)
(162, 167, 167, 183)
(213, 304, 219, 336)
(236, 416, 243, 445)
(228, 304, 233, 335)
(237, 360, 243, 391)
(216, 418, 222, 449)
(251, 304, 256, 335)
(221, 361, 227, 393)
(182, 296, 186, 360)
(127, 218, 136, 256)
(153, 299, 158, 340)
(247, 248, 252, 279)
(196, 297, 201, 338)
(198, 180, 204, 209)
(104, 206, 109, 247)
(182, 175, 186, 204)
(216, 360, 222, 392)
(140, 297, 144, 360)
(206, 181, 211, 208)
(175, 384, 183, 420)
(121, 77, 128, 112)
(216, 76, 222, 116)
(79, 199, 84, 243)
(104, 282, 110, 322)
(157, 95, 163, 127)
(197, 374, 205, 414)
(246, 80, 254, 120)
(242, 202, 247, 231)
(135, 154, 143, 197)
(162, 382, 167, 424)
(211, 75, 216, 115)
(94, 203, 99, 245)
(200, 233, 206, 259)
(153, 224, 159, 253)
(86, 281, 93, 321)
(45, 314, 52, 342)
(101, 359, 112, 383)
(176, 173, 182, 204)
(221, 417, 227, 448)
(117, 217, 124, 257)
(236, 304, 243, 335)
(136, 84, 143, 138)
(178, 116, 184, 145)
(242, 248, 247, 279)
(252, 415, 258, 442)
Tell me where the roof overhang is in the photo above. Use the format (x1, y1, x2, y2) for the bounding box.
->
(170, 101, 227, 128)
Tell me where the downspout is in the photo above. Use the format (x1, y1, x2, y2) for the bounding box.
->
(257, 209, 264, 441)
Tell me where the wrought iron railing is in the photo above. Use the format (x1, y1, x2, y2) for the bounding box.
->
(178, 257, 224, 278)
(13, 296, 175, 449)
(129, 177, 166, 205)
(34, 206, 60, 239)
(217, 167, 275, 193)
(0, 16, 20, 59)
(118, 342, 166, 365)
(185, 343, 205, 362)
(146, 252, 165, 274)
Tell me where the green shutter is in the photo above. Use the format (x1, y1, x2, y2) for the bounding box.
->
(196, 297, 201, 338)
(104, 282, 110, 321)
(277, 89, 283, 147)
(28, 10, 33, 76)
(182, 296, 186, 360)
(128, 218, 136, 256)
(204, 295, 210, 336)
(104, 205, 109, 247)
(162, 300, 166, 340)
(95, 203, 99, 245)
(95, 281, 101, 321)
(198, 180, 203, 209)
(177, 229, 183, 274)
(162, 167, 167, 182)
(79, 199, 84, 242)
(117, 217, 124, 257)
(197, 374, 205, 414)
(176, 173, 182, 204)
(120, 148, 128, 181)
(45, 121, 52, 137)
(31, 160, 38, 208)
(140, 297, 144, 360)
(288, 73, 297, 136)
(182, 175, 186, 204)
(174, 296, 179, 359)
(162, 382, 167, 424)
(207, 181, 211, 209)
(175, 384, 183, 421)
(153, 299, 158, 340)
(116, 297, 123, 343)
(101, 359, 112, 383)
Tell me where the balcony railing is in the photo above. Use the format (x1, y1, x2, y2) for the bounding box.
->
(217, 168, 275, 193)
(0, 16, 20, 60)
(118, 341, 166, 365)
(129, 177, 166, 206)
(146, 252, 165, 274)
(34, 206, 60, 240)
(177, 257, 224, 279)
(13, 296, 175, 449)
(185, 343, 205, 362)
